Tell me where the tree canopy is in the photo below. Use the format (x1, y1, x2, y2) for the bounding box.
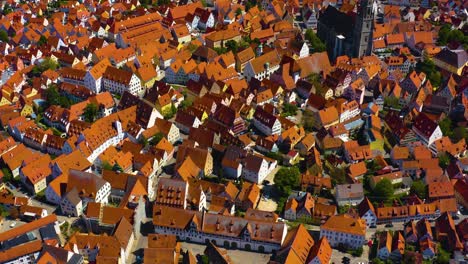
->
(305, 29, 326, 53)
(281, 103, 298, 117)
(437, 24, 468, 50)
(437, 117, 467, 142)
(410, 180, 427, 199)
(329, 166, 346, 185)
(301, 109, 315, 132)
(38, 35, 48, 46)
(31, 58, 60, 77)
(372, 178, 394, 202)
(274, 166, 300, 197)
(416, 59, 441, 88)
(438, 152, 450, 169)
(45, 85, 72, 108)
(149, 132, 165, 146)
(83, 103, 99, 123)
(0, 30, 8, 42)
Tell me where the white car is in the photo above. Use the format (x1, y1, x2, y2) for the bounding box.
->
(9, 222, 16, 228)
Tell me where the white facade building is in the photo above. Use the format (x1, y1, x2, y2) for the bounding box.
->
(242, 154, 277, 184)
(243, 50, 281, 81)
(153, 206, 287, 253)
(102, 67, 143, 96)
(320, 215, 367, 249)
(252, 108, 281, 136)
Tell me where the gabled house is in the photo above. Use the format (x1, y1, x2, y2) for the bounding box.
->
(358, 197, 377, 227)
(243, 50, 281, 81)
(235, 182, 261, 211)
(278, 126, 305, 150)
(102, 66, 143, 96)
(296, 133, 316, 156)
(252, 107, 281, 136)
(19, 155, 51, 195)
(284, 192, 336, 221)
(316, 106, 339, 129)
(174, 110, 202, 134)
(412, 113, 443, 153)
(320, 214, 366, 249)
(242, 154, 277, 184)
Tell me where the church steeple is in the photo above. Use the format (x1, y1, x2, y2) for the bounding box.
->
(353, 0, 375, 58)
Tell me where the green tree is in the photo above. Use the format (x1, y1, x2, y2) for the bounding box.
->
(3, 4, 13, 15)
(225, 40, 239, 53)
(242, 36, 252, 44)
(38, 35, 47, 46)
(438, 24, 468, 49)
(164, 104, 177, 119)
(251, 38, 260, 45)
(245, 1, 254, 11)
(112, 162, 123, 172)
(438, 117, 453, 137)
(139, 136, 149, 147)
(40, 57, 59, 71)
(308, 164, 322, 175)
(83, 103, 99, 123)
(1, 168, 13, 182)
(200, 255, 209, 264)
(350, 246, 363, 257)
(410, 180, 427, 199)
(363, 175, 372, 190)
(274, 166, 300, 197)
(139, 0, 152, 7)
(302, 109, 315, 132)
(149, 132, 165, 145)
(329, 167, 346, 185)
(373, 178, 394, 202)
(384, 96, 400, 109)
(307, 72, 321, 85)
(32, 58, 60, 77)
(0, 30, 8, 42)
(416, 59, 441, 88)
(438, 152, 450, 169)
(213, 46, 228, 55)
(305, 29, 326, 53)
(452, 127, 467, 142)
(265, 151, 283, 163)
(282, 103, 298, 117)
(235, 8, 242, 16)
(102, 161, 113, 171)
(179, 98, 193, 109)
(371, 258, 385, 264)
(157, 0, 170, 5)
(438, 24, 451, 45)
(436, 244, 451, 264)
(187, 43, 198, 53)
(45, 85, 71, 108)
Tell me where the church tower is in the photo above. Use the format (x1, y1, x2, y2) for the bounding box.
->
(352, 0, 374, 58)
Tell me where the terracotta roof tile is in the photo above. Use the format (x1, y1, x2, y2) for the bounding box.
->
(321, 214, 366, 236)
